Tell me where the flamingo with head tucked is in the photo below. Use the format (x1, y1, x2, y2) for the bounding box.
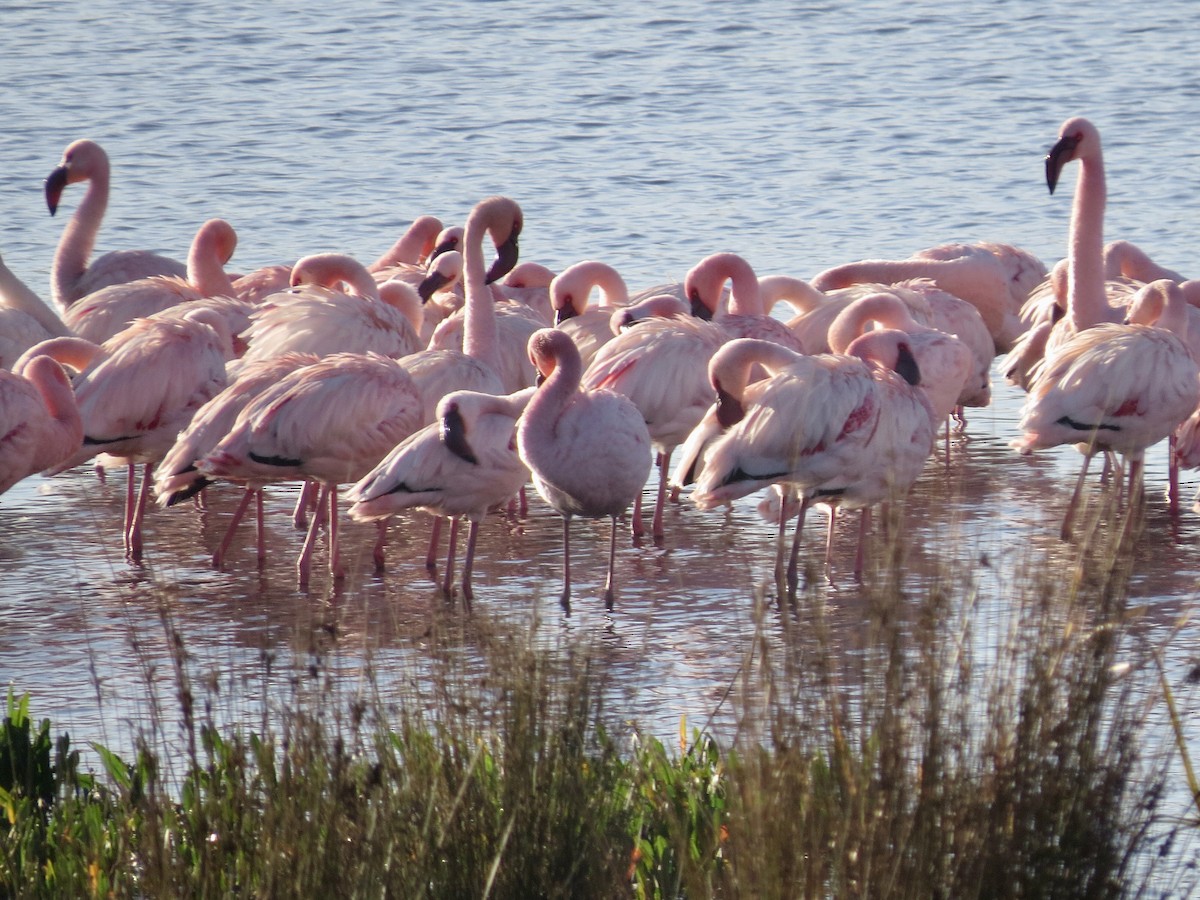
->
(551, 259, 630, 367)
(44, 139, 186, 310)
(518, 328, 652, 613)
(0, 355, 82, 497)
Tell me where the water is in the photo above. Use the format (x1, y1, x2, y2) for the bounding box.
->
(3, 0, 1200, 881)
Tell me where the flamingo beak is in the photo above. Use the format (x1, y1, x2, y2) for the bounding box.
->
(440, 405, 478, 464)
(715, 382, 745, 428)
(1045, 133, 1080, 195)
(45, 165, 69, 215)
(895, 342, 922, 386)
(554, 303, 579, 326)
(418, 270, 452, 302)
(485, 228, 521, 284)
(429, 235, 460, 261)
(690, 293, 713, 321)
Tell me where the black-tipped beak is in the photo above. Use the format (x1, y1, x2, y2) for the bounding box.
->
(485, 231, 521, 284)
(554, 303, 578, 326)
(430, 235, 460, 261)
(535, 369, 547, 387)
(1045, 133, 1080, 195)
(715, 382, 745, 428)
(45, 166, 69, 215)
(440, 405, 478, 464)
(418, 270, 452, 302)
(690, 294, 713, 321)
(895, 342, 922, 386)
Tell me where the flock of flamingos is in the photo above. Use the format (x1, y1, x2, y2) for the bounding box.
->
(2, 115, 1198, 611)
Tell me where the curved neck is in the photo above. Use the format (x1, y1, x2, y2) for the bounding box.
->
(15, 335, 103, 376)
(1066, 149, 1108, 330)
(187, 223, 237, 297)
(757, 274, 825, 315)
(462, 210, 501, 373)
(723, 256, 764, 316)
(52, 166, 109, 309)
(827, 294, 920, 353)
(26, 356, 82, 439)
(367, 215, 443, 272)
(710, 338, 803, 403)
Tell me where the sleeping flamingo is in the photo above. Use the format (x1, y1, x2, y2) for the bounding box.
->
(347, 387, 534, 603)
(44, 139, 186, 310)
(0, 355, 82, 497)
(0, 252, 71, 370)
(1013, 279, 1200, 540)
(199, 352, 424, 585)
(518, 328, 652, 613)
(154, 351, 320, 568)
(63, 218, 239, 344)
(684, 252, 808, 353)
(551, 259, 630, 367)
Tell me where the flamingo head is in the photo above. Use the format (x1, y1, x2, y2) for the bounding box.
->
(485, 208, 523, 284)
(45, 139, 107, 216)
(1045, 117, 1098, 194)
(439, 400, 479, 465)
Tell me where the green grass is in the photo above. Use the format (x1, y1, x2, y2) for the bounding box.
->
(1, 501, 1195, 898)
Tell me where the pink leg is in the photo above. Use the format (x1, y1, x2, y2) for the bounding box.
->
(824, 504, 839, 587)
(327, 485, 344, 580)
(442, 516, 460, 597)
(213, 486, 255, 569)
(462, 519, 480, 608)
(123, 464, 136, 555)
(126, 463, 153, 561)
(630, 489, 645, 539)
(786, 495, 811, 601)
(292, 481, 317, 529)
(853, 507, 871, 584)
(255, 489, 266, 565)
(603, 515, 618, 611)
(297, 484, 330, 587)
(560, 517, 572, 614)
(651, 450, 670, 542)
(1168, 436, 1181, 516)
(425, 517, 443, 575)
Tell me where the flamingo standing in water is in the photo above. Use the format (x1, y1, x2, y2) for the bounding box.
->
(0, 355, 83, 497)
(675, 333, 937, 593)
(63, 218, 240, 344)
(347, 387, 534, 604)
(44, 139, 186, 310)
(518, 328, 651, 613)
(154, 351, 320, 568)
(31, 303, 235, 559)
(685, 252, 808, 353)
(200, 352, 424, 585)
(1013, 279, 1200, 540)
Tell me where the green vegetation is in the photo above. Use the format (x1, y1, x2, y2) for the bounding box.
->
(1, 510, 1195, 898)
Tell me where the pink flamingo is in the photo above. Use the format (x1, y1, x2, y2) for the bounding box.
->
(1013, 279, 1200, 540)
(826, 292, 975, 424)
(518, 328, 651, 612)
(551, 260, 631, 367)
(0, 252, 71, 370)
(366, 214, 450, 276)
(607, 293, 690, 332)
(684, 252, 808, 353)
(34, 303, 235, 559)
(811, 240, 1047, 353)
(154, 351, 320, 568)
(582, 302, 728, 541)
(0, 355, 83, 496)
(677, 333, 937, 591)
(63, 218, 239, 344)
(347, 386, 535, 603)
(200, 352, 424, 584)
(44, 139, 186, 310)
(237, 253, 423, 365)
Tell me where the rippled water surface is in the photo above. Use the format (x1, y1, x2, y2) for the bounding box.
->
(3, 0, 1200, 879)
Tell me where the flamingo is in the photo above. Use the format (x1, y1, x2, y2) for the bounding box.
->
(0, 252, 71, 370)
(1012, 279, 1200, 540)
(347, 386, 535, 603)
(63, 218, 239, 344)
(44, 139, 186, 310)
(154, 351, 320, 568)
(675, 333, 937, 592)
(0, 355, 83, 497)
(684, 252, 808, 353)
(518, 328, 651, 613)
(811, 240, 1047, 353)
(826, 291, 975, 425)
(582, 304, 728, 541)
(34, 303, 235, 559)
(607, 293, 690, 332)
(551, 259, 630, 367)
(237, 253, 423, 366)
(199, 352, 424, 584)
(366, 215, 451, 276)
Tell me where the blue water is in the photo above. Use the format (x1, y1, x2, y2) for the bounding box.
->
(3, 0, 1200, 886)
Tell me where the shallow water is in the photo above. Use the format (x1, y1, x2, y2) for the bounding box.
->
(3, 0, 1200, 883)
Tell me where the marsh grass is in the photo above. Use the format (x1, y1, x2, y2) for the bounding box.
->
(2, 493, 1196, 898)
